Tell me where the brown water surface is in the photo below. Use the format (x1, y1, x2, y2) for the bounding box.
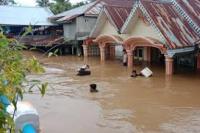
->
(23, 51, 200, 133)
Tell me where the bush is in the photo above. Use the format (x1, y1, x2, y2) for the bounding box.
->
(0, 27, 47, 132)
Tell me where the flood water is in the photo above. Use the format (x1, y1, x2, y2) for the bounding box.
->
(23, 51, 200, 133)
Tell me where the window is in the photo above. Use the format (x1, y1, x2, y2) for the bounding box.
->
(134, 48, 144, 61)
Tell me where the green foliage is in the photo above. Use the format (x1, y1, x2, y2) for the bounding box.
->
(36, 0, 50, 7)
(36, 0, 89, 14)
(0, 0, 15, 5)
(0, 27, 47, 132)
(72, 2, 87, 8)
(50, 0, 72, 14)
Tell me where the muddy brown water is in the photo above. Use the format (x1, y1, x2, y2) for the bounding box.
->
(23, 51, 200, 133)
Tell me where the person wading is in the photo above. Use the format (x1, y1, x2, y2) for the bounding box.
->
(123, 49, 127, 66)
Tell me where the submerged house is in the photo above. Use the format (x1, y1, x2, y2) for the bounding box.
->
(83, 0, 200, 75)
(49, 0, 134, 55)
(0, 5, 63, 47)
(88, 5, 133, 60)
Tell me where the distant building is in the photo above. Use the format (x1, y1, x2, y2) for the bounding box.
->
(0, 5, 55, 34)
(0, 5, 64, 47)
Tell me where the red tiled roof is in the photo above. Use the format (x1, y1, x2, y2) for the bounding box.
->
(175, 0, 200, 27)
(105, 6, 132, 30)
(141, 0, 199, 49)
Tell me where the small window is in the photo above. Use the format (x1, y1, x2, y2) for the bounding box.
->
(85, 19, 88, 22)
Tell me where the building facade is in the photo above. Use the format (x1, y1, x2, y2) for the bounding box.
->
(82, 0, 200, 75)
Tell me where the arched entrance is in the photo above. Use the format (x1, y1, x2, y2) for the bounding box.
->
(123, 36, 173, 75)
(93, 34, 124, 61)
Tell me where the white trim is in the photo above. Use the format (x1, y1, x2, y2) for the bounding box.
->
(138, 1, 167, 47)
(89, 9, 107, 38)
(104, 8, 119, 32)
(121, 1, 139, 33)
(167, 47, 195, 57)
(89, 6, 123, 38)
(172, 0, 200, 36)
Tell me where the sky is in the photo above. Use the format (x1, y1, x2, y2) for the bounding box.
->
(15, 0, 86, 6)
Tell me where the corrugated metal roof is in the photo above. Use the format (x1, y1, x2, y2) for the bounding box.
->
(175, 0, 200, 27)
(50, 0, 134, 23)
(0, 5, 55, 26)
(122, 0, 199, 50)
(100, 0, 133, 7)
(105, 6, 132, 30)
(51, 1, 97, 21)
(141, 0, 199, 49)
(90, 5, 132, 38)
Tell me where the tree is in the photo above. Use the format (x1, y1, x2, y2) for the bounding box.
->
(0, 0, 15, 5)
(0, 27, 47, 132)
(50, 0, 72, 14)
(72, 1, 88, 8)
(36, 0, 50, 7)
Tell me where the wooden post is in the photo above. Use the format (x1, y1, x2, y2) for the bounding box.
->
(100, 46, 106, 61)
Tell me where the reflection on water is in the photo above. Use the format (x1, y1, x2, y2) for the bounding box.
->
(23, 51, 200, 133)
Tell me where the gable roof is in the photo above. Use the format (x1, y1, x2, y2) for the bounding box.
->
(105, 6, 132, 30)
(90, 5, 132, 38)
(121, 0, 199, 49)
(50, 1, 97, 22)
(0, 5, 54, 26)
(50, 0, 134, 23)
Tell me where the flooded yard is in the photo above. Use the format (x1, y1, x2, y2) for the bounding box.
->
(24, 51, 200, 133)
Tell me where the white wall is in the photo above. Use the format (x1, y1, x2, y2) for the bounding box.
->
(99, 20, 119, 36)
(76, 16, 97, 34)
(129, 18, 163, 41)
(63, 22, 76, 40)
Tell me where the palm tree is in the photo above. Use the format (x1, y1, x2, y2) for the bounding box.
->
(36, 0, 50, 7)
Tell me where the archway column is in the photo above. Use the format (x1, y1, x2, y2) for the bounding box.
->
(165, 56, 174, 75)
(127, 50, 133, 68)
(83, 44, 88, 57)
(99, 45, 106, 61)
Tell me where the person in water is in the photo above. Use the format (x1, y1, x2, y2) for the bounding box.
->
(90, 84, 98, 93)
(131, 70, 138, 77)
(123, 49, 127, 66)
(131, 69, 143, 77)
